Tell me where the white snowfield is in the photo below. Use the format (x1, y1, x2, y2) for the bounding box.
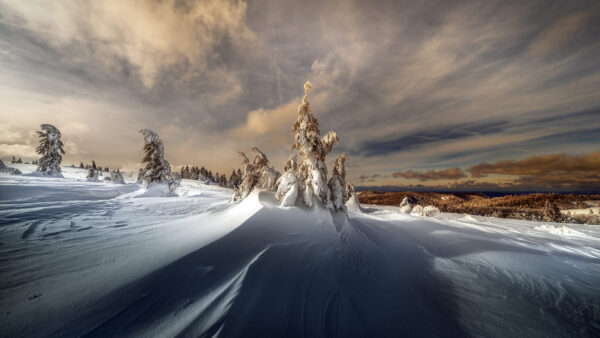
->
(1, 165, 599, 337)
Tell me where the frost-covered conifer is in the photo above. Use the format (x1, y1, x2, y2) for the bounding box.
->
(138, 129, 179, 191)
(233, 147, 280, 201)
(328, 153, 349, 212)
(36, 124, 65, 176)
(291, 81, 338, 209)
(86, 168, 99, 182)
(276, 154, 300, 207)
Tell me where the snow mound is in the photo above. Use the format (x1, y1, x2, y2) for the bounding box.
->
(0, 159, 21, 175)
(534, 224, 587, 237)
(135, 183, 177, 198)
(411, 205, 440, 217)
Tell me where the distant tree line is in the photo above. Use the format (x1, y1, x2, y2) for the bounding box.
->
(178, 165, 242, 189)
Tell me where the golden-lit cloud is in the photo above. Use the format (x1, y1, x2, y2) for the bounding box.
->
(1, 0, 253, 87)
(229, 99, 298, 150)
(529, 12, 587, 58)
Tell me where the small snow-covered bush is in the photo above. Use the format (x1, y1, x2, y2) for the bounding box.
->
(411, 205, 440, 217)
(0, 159, 21, 175)
(35, 124, 65, 177)
(86, 168, 99, 182)
(399, 197, 412, 214)
(110, 171, 125, 184)
(345, 184, 363, 213)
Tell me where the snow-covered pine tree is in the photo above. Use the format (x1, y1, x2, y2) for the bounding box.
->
(328, 153, 349, 212)
(276, 154, 300, 207)
(138, 129, 179, 191)
(11, 156, 16, 163)
(291, 81, 338, 209)
(35, 124, 65, 176)
(86, 167, 99, 181)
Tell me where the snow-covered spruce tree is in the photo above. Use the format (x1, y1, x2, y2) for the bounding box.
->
(328, 153, 349, 212)
(233, 147, 280, 201)
(138, 129, 179, 191)
(36, 124, 65, 176)
(86, 167, 99, 181)
(276, 154, 300, 207)
(291, 81, 338, 209)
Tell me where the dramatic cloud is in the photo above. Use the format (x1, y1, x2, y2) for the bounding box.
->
(0, 0, 253, 87)
(1, 0, 599, 184)
(393, 168, 467, 181)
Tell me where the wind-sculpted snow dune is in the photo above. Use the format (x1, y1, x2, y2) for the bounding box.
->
(1, 167, 600, 337)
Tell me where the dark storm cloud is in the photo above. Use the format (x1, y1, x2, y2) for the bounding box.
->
(354, 121, 509, 157)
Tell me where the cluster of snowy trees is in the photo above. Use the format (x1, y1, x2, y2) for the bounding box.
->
(79, 161, 110, 172)
(178, 165, 238, 188)
(233, 81, 352, 212)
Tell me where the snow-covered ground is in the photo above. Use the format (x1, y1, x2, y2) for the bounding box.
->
(1, 165, 599, 337)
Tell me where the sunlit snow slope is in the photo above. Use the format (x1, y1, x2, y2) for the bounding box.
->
(1, 165, 599, 337)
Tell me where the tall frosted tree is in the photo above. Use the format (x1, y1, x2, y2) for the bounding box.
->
(36, 124, 65, 176)
(138, 129, 178, 190)
(291, 81, 338, 209)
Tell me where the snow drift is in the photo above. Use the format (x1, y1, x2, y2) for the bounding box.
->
(1, 165, 599, 337)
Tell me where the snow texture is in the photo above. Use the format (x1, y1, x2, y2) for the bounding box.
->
(35, 124, 65, 177)
(410, 204, 440, 217)
(2, 165, 600, 338)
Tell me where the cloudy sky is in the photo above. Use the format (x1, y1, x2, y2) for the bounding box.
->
(1, 0, 599, 191)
